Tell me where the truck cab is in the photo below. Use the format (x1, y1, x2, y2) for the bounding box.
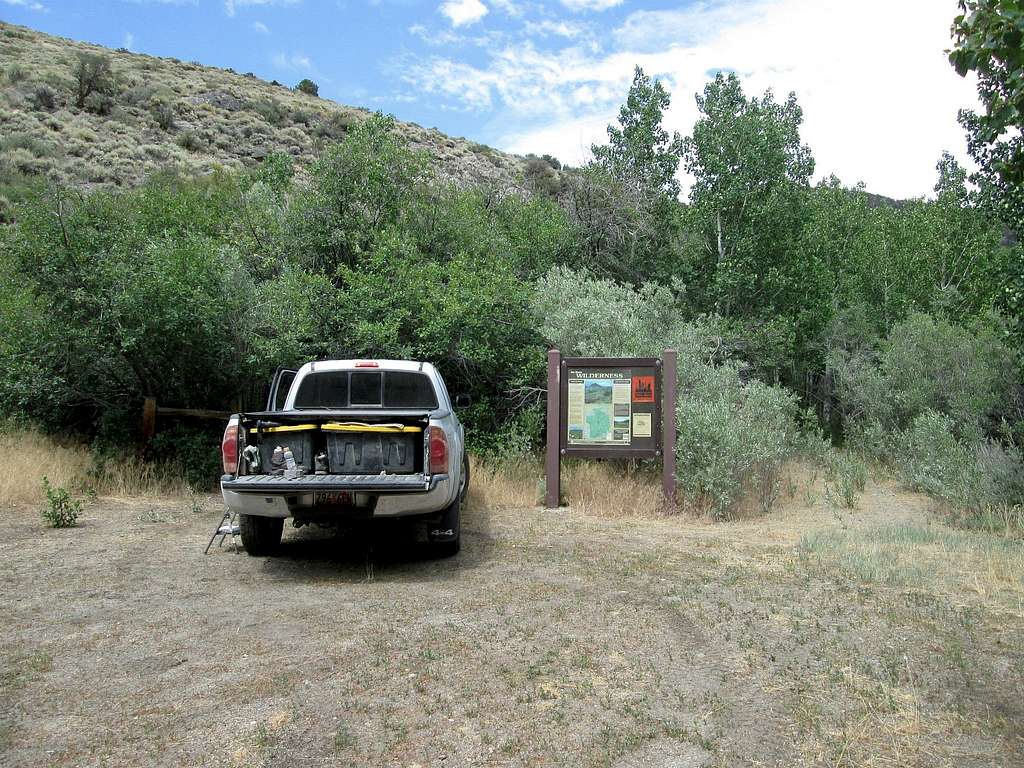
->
(220, 360, 469, 557)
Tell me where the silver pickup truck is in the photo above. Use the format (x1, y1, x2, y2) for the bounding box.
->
(220, 360, 469, 557)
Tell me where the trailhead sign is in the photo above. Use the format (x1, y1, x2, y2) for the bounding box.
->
(546, 350, 678, 509)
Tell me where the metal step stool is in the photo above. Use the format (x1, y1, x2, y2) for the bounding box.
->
(204, 509, 240, 554)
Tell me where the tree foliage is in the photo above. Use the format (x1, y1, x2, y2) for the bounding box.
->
(295, 78, 319, 97)
(0, 115, 568, 447)
(73, 52, 114, 109)
(950, 0, 1024, 232)
(576, 67, 684, 284)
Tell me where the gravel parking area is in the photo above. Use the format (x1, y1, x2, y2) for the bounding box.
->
(2, 484, 1022, 767)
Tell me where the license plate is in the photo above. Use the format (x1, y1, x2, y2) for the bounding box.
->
(315, 491, 351, 507)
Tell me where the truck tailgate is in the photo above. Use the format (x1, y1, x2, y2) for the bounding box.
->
(221, 473, 434, 493)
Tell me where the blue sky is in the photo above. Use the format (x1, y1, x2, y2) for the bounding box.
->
(2, 0, 978, 198)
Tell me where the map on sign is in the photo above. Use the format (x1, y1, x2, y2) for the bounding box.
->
(567, 372, 631, 446)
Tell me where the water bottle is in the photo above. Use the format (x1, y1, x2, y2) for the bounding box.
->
(283, 447, 297, 471)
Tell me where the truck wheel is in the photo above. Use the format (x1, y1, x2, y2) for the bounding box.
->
(239, 514, 283, 556)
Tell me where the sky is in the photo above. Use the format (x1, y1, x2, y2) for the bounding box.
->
(1, 0, 979, 199)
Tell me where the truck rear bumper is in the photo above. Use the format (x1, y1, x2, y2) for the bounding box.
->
(220, 473, 454, 519)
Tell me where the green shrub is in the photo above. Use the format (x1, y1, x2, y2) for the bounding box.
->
(676, 374, 800, 518)
(295, 78, 319, 97)
(0, 148, 49, 176)
(249, 98, 287, 126)
(83, 91, 114, 116)
(150, 99, 175, 131)
(31, 85, 56, 111)
(41, 476, 81, 528)
(291, 108, 314, 126)
(824, 449, 867, 509)
(73, 52, 113, 109)
(896, 410, 1024, 513)
(831, 311, 1016, 439)
(896, 411, 974, 502)
(123, 83, 156, 106)
(0, 134, 56, 158)
(4, 62, 28, 84)
(176, 130, 203, 152)
(524, 156, 562, 198)
(313, 111, 352, 139)
(472, 403, 544, 462)
(149, 424, 222, 490)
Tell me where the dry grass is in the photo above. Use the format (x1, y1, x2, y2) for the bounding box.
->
(467, 454, 666, 517)
(0, 428, 188, 506)
(800, 519, 1024, 601)
(87, 453, 189, 498)
(466, 454, 541, 510)
(0, 429, 92, 505)
(562, 461, 665, 517)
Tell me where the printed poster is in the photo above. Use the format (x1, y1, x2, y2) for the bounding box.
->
(566, 371, 632, 446)
(631, 375, 655, 403)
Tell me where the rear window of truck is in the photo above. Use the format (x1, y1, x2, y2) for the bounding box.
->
(292, 371, 438, 409)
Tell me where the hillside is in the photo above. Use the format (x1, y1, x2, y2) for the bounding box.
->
(0, 22, 531, 196)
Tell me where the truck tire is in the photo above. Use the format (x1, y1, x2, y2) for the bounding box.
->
(239, 514, 283, 556)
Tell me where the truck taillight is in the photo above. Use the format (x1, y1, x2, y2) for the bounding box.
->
(428, 427, 448, 475)
(221, 421, 239, 475)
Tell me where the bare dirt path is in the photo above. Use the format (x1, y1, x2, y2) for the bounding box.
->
(1, 484, 1022, 767)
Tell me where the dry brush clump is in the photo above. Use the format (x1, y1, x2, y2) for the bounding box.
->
(467, 455, 666, 517)
(0, 428, 189, 506)
(0, 429, 92, 506)
(561, 461, 665, 517)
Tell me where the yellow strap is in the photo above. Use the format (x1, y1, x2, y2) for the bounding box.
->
(254, 424, 319, 433)
(321, 423, 423, 433)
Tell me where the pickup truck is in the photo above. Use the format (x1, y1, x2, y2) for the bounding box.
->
(220, 359, 469, 557)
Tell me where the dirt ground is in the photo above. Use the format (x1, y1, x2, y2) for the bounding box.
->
(1, 480, 1022, 767)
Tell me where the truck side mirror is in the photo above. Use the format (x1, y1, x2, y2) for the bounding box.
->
(454, 393, 472, 409)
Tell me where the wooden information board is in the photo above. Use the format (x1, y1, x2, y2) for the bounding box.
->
(545, 349, 677, 509)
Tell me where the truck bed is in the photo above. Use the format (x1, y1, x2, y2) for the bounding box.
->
(237, 411, 429, 477)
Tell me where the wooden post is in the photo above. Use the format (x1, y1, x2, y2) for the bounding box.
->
(662, 349, 677, 509)
(141, 397, 157, 447)
(545, 348, 561, 508)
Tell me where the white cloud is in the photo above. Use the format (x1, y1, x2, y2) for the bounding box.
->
(410, 0, 979, 199)
(123, 31, 134, 50)
(490, 0, 521, 16)
(251, 20, 269, 34)
(224, 0, 299, 17)
(560, 0, 622, 11)
(407, 21, 505, 49)
(439, 0, 488, 27)
(614, 3, 758, 51)
(524, 19, 584, 38)
(2, 0, 47, 10)
(272, 51, 314, 72)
